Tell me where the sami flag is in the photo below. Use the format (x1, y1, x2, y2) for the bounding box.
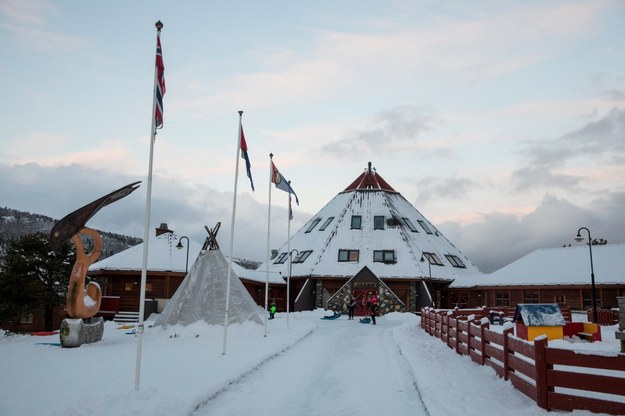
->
(154, 36, 166, 129)
(271, 161, 299, 205)
(240, 126, 255, 191)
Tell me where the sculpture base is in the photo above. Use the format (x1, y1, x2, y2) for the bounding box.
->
(60, 317, 104, 348)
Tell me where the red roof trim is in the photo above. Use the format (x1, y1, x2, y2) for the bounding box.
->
(343, 165, 396, 192)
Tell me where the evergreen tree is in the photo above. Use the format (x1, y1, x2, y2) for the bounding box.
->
(0, 232, 74, 330)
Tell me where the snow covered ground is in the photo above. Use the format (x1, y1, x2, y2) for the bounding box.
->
(0, 310, 619, 416)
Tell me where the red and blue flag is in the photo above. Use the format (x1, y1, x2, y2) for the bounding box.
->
(240, 126, 255, 191)
(154, 36, 166, 129)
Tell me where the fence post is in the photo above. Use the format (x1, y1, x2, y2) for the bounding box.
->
(616, 297, 625, 353)
(480, 319, 488, 365)
(455, 317, 461, 355)
(502, 326, 513, 380)
(534, 335, 549, 410)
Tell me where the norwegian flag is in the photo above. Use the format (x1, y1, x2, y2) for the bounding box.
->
(154, 35, 166, 129)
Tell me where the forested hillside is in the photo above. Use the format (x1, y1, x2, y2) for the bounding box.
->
(0, 207, 142, 263)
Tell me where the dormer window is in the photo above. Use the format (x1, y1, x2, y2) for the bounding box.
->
(445, 254, 466, 268)
(402, 218, 418, 232)
(273, 252, 288, 264)
(293, 250, 312, 263)
(374, 216, 385, 230)
(373, 250, 396, 263)
(351, 215, 362, 229)
(418, 220, 433, 234)
(319, 217, 334, 231)
(305, 218, 321, 233)
(422, 252, 444, 266)
(338, 249, 359, 262)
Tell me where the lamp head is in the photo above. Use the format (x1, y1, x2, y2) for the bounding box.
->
(176, 241, 184, 249)
(420, 254, 425, 263)
(574, 234, 584, 243)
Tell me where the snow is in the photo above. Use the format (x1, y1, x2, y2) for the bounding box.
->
(0, 311, 619, 416)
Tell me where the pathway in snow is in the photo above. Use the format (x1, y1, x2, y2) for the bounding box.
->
(192, 316, 428, 416)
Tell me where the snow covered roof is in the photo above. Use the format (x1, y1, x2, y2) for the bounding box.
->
(89, 232, 204, 273)
(260, 164, 483, 281)
(231, 262, 285, 285)
(450, 243, 625, 288)
(88, 230, 286, 284)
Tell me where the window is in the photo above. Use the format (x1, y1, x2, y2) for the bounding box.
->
(145, 282, 153, 292)
(402, 218, 418, 232)
(124, 282, 134, 291)
(445, 254, 466, 268)
(305, 218, 321, 233)
(422, 252, 444, 266)
(293, 250, 312, 263)
(554, 294, 566, 305)
(338, 249, 359, 262)
(373, 250, 396, 263)
(374, 216, 385, 230)
(351, 215, 362, 229)
(273, 252, 288, 264)
(524, 290, 539, 303)
(418, 220, 433, 234)
(495, 290, 510, 307)
(319, 217, 334, 231)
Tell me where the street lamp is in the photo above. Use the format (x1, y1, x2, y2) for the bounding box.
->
(287, 249, 299, 327)
(420, 253, 432, 279)
(176, 236, 190, 274)
(420, 253, 434, 308)
(575, 227, 597, 323)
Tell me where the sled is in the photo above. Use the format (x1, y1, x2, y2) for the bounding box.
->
(31, 331, 59, 336)
(359, 317, 371, 324)
(321, 312, 342, 320)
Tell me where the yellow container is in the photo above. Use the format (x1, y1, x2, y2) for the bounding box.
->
(527, 326, 564, 341)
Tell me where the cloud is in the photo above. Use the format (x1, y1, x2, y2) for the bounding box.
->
(439, 192, 625, 273)
(511, 108, 625, 191)
(318, 106, 441, 158)
(414, 175, 480, 206)
(0, 0, 88, 51)
(0, 163, 306, 262)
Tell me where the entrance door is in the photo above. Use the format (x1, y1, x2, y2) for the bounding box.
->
(353, 289, 377, 316)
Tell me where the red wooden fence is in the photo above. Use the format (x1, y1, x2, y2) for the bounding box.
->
(420, 307, 625, 414)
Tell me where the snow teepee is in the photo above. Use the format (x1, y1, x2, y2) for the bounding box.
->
(154, 226, 263, 327)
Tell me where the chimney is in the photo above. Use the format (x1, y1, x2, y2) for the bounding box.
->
(155, 223, 173, 236)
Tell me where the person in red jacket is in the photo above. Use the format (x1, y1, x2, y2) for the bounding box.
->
(370, 298, 378, 325)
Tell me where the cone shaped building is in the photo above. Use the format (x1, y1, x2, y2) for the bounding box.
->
(260, 162, 483, 316)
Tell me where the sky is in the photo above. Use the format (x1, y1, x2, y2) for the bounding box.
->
(0, 310, 620, 416)
(1, 0, 624, 273)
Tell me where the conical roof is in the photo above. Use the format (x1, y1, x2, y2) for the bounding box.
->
(261, 163, 482, 281)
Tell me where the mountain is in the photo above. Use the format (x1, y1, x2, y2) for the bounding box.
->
(0, 207, 142, 263)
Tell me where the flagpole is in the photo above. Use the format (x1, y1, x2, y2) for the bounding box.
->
(222, 111, 243, 355)
(286, 183, 292, 328)
(264, 153, 273, 337)
(135, 20, 163, 392)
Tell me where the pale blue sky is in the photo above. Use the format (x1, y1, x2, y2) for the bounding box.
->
(1, 0, 624, 272)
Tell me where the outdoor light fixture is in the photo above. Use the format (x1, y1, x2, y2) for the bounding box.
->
(420, 253, 432, 279)
(287, 249, 299, 324)
(176, 236, 190, 274)
(575, 227, 597, 324)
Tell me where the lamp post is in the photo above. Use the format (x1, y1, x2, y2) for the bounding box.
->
(575, 227, 597, 323)
(176, 236, 190, 274)
(420, 253, 434, 307)
(287, 249, 299, 327)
